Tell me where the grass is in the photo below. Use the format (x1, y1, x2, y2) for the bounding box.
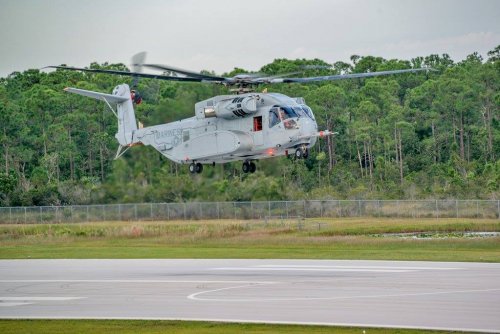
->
(0, 320, 473, 334)
(1, 218, 499, 262)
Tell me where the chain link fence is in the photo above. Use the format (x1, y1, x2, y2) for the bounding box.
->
(0, 200, 498, 224)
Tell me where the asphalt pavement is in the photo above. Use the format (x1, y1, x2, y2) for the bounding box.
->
(1, 259, 499, 332)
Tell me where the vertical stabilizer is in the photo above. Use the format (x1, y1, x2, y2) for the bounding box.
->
(112, 84, 138, 146)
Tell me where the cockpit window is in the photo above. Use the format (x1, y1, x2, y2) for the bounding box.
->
(301, 105, 315, 120)
(269, 107, 280, 127)
(269, 105, 300, 129)
(278, 106, 299, 120)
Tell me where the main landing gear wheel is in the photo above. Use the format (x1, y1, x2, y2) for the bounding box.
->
(242, 161, 256, 173)
(242, 161, 250, 173)
(249, 162, 256, 173)
(295, 147, 309, 159)
(195, 163, 203, 173)
(189, 162, 203, 174)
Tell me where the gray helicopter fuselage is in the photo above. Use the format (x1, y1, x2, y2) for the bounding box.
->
(134, 92, 318, 164)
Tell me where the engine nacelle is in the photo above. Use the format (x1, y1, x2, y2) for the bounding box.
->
(209, 96, 258, 119)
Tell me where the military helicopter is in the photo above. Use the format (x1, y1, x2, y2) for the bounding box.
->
(48, 53, 430, 174)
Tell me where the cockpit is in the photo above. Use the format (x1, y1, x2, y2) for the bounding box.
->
(269, 105, 315, 129)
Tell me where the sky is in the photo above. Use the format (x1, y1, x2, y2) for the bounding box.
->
(1, 0, 499, 77)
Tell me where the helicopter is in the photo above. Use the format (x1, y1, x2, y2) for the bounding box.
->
(48, 53, 430, 174)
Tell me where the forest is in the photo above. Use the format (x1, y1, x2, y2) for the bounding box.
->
(0, 46, 499, 206)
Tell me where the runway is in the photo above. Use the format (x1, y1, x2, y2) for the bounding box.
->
(1, 259, 499, 332)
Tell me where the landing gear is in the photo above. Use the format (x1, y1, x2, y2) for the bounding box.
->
(249, 161, 256, 173)
(295, 146, 309, 159)
(242, 161, 256, 173)
(189, 162, 203, 174)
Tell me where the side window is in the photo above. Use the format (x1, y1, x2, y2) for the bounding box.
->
(183, 130, 190, 142)
(269, 107, 280, 128)
(253, 116, 262, 131)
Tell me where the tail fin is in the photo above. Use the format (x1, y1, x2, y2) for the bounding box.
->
(64, 84, 138, 146)
(111, 84, 138, 146)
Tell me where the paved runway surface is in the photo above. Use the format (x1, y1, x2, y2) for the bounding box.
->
(1, 259, 499, 332)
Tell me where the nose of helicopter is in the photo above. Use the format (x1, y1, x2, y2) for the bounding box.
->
(299, 117, 317, 137)
(298, 117, 318, 147)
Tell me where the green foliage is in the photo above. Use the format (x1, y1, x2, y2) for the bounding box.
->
(0, 47, 499, 205)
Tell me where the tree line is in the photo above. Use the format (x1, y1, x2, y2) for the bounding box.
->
(0, 46, 499, 206)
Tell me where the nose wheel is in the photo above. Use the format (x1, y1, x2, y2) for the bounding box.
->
(189, 162, 203, 174)
(295, 147, 309, 159)
(242, 161, 256, 173)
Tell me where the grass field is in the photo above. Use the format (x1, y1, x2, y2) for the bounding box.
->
(0, 320, 473, 334)
(1, 218, 499, 262)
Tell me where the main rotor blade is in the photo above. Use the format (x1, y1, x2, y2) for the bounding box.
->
(130, 52, 147, 73)
(45, 66, 210, 83)
(130, 52, 147, 88)
(270, 68, 433, 83)
(142, 63, 225, 81)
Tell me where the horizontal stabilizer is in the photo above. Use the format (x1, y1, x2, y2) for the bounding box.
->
(64, 87, 128, 104)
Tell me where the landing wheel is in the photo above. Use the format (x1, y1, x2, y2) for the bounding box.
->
(195, 163, 203, 174)
(242, 161, 250, 173)
(295, 148, 303, 159)
(189, 163, 196, 174)
(303, 148, 309, 159)
(249, 162, 256, 173)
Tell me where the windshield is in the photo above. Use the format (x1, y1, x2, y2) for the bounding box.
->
(301, 105, 315, 120)
(269, 105, 300, 129)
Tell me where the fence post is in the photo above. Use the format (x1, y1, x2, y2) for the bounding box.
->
(456, 200, 459, 218)
(358, 200, 361, 216)
(167, 203, 170, 220)
(119, 204, 122, 221)
(39, 207, 42, 223)
(497, 200, 499, 219)
(268, 201, 271, 217)
(24, 207, 27, 223)
(286, 201, 289, 219)
(303, 200, 306, 218)
(86, 206, 90, 222)
(150, 203, 153, 220)
(184, 203, 187, 220)
(435, 200, 439, 219)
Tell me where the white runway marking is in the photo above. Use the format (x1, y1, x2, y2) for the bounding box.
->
(0, 297, 85, 307)
(0, 297, 85, 301)
(212, 267, 414, 273)
(187, 282, 275, 301)
(256, 265, 463, 270)
(0, 303, 34, 307)
(0, 280, 276, 284)
(188, 287, 500, 302)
